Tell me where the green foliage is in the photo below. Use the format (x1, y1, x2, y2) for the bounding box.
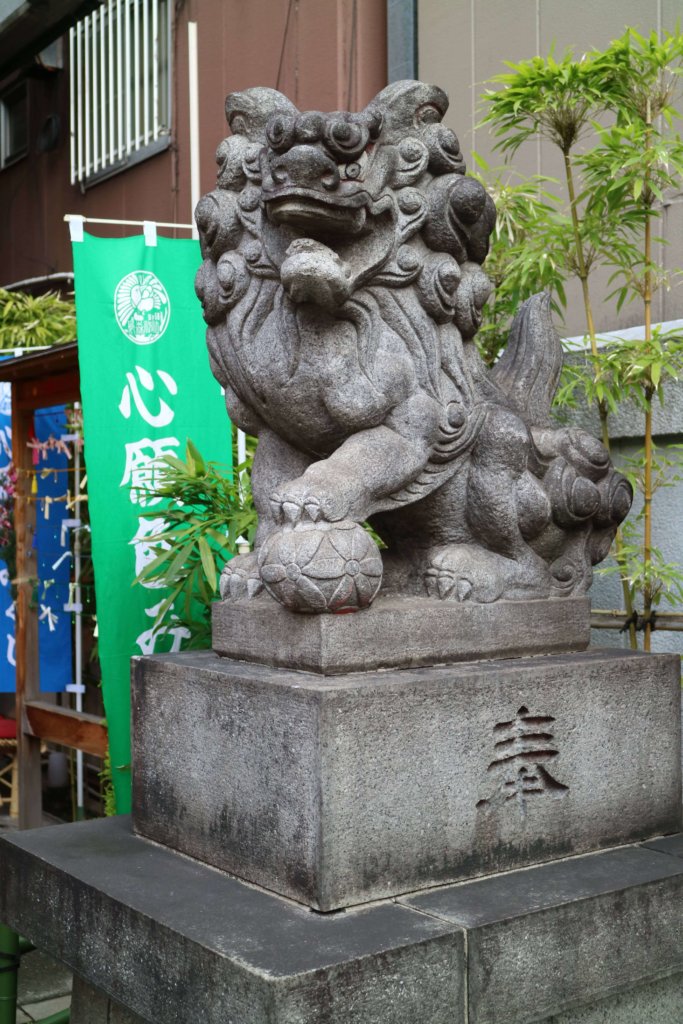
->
(480, 27, 683, 326)
(135, 438, 257, 648)
(601, 26, 683, 123)
(480, 48, 614, 155)
(601, 517, 683, 610)
(0, 289, 76, 349)
(617, 442, 683, 499)
(471, 158, 566, 364)
(557, 328, 683, 415)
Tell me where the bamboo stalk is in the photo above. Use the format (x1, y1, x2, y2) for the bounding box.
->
(562, 149, 638, 649)
(0, 926, 19, 1024)
(643, 99, 654, 653)
(562, 153, 600, 365)
(591, 608, 683, 631)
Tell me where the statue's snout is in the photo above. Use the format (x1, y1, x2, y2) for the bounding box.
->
(268, 146, 341, 193)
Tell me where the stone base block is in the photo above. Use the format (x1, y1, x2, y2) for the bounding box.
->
(400, 840, 683, 1024)
(211, 593, 591, 673)
(3, 818, 683, 1024)
(540, 973, 683, 1024)
(0, 817, 464, 1024)
(132, 648, 681, 910)
(70, 972, 683, 1024)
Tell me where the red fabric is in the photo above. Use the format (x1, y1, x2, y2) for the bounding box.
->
(0, 716, 17, 739)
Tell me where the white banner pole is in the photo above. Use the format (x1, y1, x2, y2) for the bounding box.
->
(188, 21, 200, 241)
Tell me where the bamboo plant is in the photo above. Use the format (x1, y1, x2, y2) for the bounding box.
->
(579, 29, 683, 649)
(0, 289, 76, 349)
(135, 439, 257, 648)
(480, 28, 683, 650)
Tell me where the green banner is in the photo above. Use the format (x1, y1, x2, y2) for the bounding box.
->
(73, 231, 230, 812)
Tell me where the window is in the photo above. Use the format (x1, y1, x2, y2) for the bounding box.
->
(69, 0, 171, 186)
(0, 82, 28, 169)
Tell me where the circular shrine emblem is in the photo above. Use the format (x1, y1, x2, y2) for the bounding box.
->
(114, 270, 170, 345)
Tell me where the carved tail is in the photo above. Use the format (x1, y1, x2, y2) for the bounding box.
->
(489, 292, 563, 425)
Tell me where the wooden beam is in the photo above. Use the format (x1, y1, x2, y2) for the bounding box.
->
(24, 702, 108, 759)
(0, 343, 79, 384)
(14, 370, 80, 411)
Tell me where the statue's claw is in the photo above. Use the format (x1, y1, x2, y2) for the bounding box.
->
(246, 577, 263, 598)
(220, 552, 263, 601)
(303, 498, 322, 522)
(424, 566, 473, 602)
(270, 493, 285, 524)
(270, 480, 351, 527)
(282, 500, 302, 524)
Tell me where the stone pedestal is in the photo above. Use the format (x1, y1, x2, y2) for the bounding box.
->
(211, 594, 591, 673)
(0, 638, 681, 1021)
(131, 647, 681, 910)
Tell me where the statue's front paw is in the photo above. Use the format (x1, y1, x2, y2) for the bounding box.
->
(270, 479, 350, 525)
(220, 552, 264, 600)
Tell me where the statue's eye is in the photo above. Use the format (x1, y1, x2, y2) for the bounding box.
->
(266, 115, 295, 152)
(340, 151, 368, 181)
(325, 119, 369, 161)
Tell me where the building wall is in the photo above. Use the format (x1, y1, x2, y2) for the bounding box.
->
(417, 0, 683, 337)
(0, 0, 387, 288)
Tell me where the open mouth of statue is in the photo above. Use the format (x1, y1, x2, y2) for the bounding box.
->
(265, 191, 368, 237)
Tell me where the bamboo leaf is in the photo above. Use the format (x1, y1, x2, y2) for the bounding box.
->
(198, 535, 218, 593)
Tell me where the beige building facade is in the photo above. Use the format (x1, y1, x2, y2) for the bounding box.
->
(416, 0, 683, 335)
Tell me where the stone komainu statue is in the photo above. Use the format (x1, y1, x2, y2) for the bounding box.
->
(194, 80, 632, 614)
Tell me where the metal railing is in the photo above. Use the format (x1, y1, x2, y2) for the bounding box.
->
(69, 0, 171, 186)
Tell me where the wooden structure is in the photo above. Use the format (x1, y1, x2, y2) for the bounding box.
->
(0, 343, 107, 828)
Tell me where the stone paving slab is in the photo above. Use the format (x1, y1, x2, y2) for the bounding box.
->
(17, 949, 71, 1004)
(18, 994, 71, 1022)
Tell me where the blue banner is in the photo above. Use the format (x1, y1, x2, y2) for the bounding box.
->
(0, 395, 73, 693)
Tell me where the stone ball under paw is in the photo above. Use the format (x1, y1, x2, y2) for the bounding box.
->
(258, 521, 383, 613)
